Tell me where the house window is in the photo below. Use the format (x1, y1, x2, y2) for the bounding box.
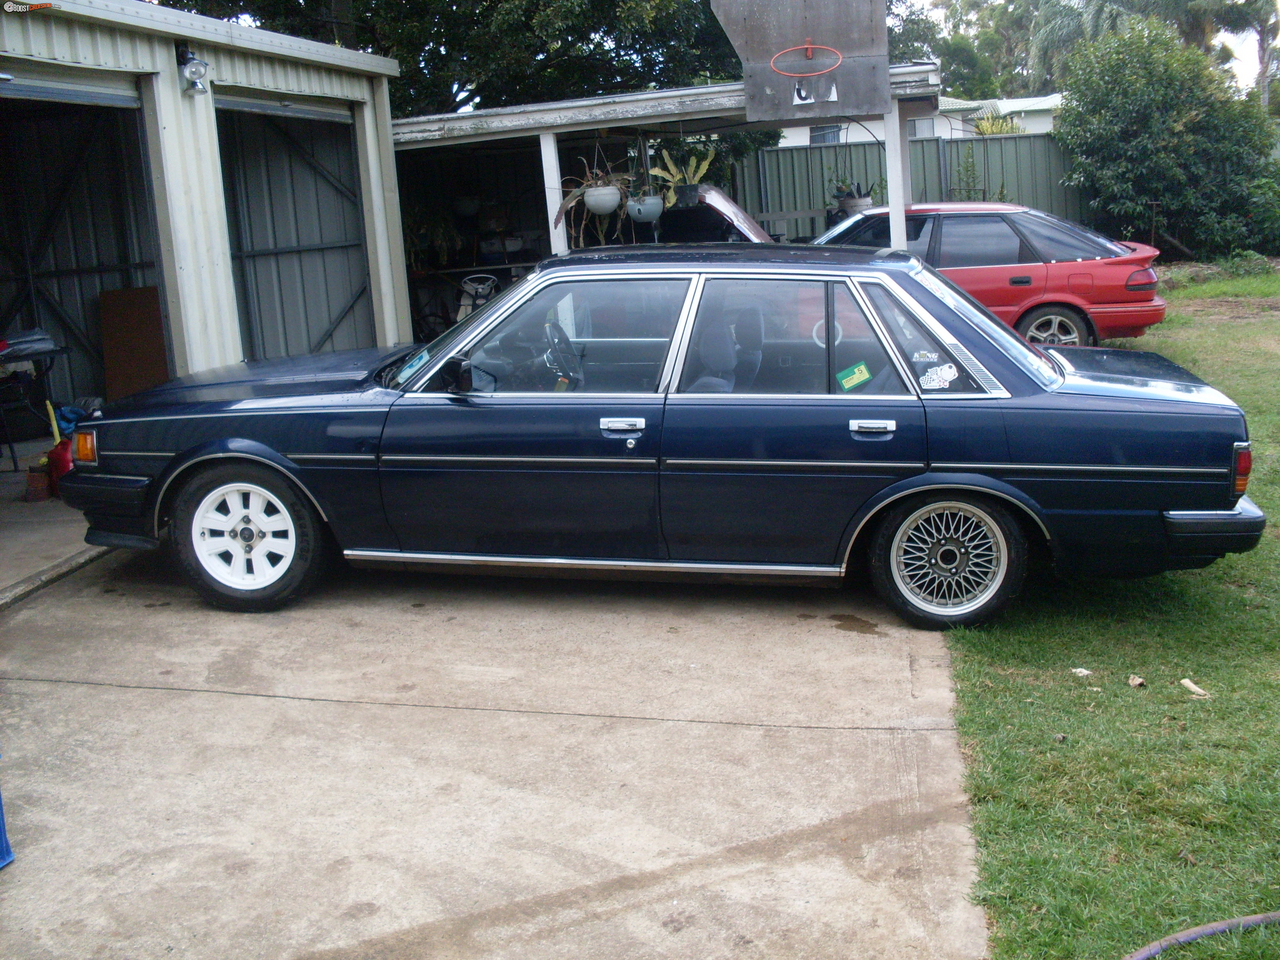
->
(908, 118, 935, 139)
(809, 124, 841, 144)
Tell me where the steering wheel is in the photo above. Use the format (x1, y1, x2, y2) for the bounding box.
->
(543, 321, 584, 389)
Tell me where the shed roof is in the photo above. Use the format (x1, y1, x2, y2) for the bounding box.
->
(394, 63, 942, 149)
(15, 0, 398, 76)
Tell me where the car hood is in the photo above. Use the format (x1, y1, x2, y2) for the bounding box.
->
(106, 346, 412, 412)
(1048, 347, 1235, 407)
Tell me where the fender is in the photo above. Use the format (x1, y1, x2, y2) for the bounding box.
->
(149, 438, 329, 538)
(837, 471, 1058, 574)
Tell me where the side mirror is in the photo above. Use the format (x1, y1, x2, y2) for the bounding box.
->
(441, 356, 473, 394)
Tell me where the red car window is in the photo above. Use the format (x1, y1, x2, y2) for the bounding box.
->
(936, 216, 1032, 268)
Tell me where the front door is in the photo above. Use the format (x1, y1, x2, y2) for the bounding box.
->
(380, 277, 690, 558)
(659, 278, 927, 565)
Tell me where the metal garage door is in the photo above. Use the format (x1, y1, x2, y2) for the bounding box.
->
(0, 92, 162, 401)
(216, 102, 375, 360)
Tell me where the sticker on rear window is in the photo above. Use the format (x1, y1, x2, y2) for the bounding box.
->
(912, 351, 939, 363)
(919, 363, 959, 390)
(837, 362, 872, 391)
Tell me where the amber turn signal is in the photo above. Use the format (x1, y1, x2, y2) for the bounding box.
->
(73, 429, 97, 465)
(1233, 443, 1252, 495)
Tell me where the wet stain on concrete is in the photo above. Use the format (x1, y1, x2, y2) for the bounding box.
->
(829, 614, 880, 635)
(341, 902, 381, 921)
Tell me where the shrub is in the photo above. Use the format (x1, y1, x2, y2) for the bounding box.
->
(1055, 21, 1280, 258)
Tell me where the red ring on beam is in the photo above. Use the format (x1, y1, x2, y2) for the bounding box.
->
(769, 45, 843, 78)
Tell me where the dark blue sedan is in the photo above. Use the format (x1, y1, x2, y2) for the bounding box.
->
(61, 246, 1265, 627)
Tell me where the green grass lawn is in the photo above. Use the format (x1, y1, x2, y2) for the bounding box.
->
(949, 284, 1280, 958)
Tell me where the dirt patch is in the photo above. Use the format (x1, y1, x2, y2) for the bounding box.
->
(1170, 297, 1280, 325)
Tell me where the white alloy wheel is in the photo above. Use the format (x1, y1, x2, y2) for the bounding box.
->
(889, 500, 1008, 618)
(190, 481, 297, 590)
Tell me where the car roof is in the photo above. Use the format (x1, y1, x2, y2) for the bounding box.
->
(860, 202, 1029, 216)
(542, 243, 919, 274)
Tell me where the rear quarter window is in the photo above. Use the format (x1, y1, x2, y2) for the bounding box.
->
(1012, 211, 1128, 261)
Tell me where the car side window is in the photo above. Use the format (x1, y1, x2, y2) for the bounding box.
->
(830, 285, 909, 395)
(464, 279, 687, 393)
(859, 282, 983, 394)
(834, 216, 933, 258)
(679, 279, 826, 394)
(1010, 211, 1117, 262)
(936, 215, 1034, 268)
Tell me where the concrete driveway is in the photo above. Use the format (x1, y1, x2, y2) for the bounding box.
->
(0, 551, 986, 959)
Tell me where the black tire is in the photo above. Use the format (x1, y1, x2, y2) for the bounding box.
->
(869, 493, 1027, 629)
(1016, 305, 1095, 347)
(171, 463, 327, 612)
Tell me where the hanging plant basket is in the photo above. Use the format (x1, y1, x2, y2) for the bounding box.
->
(627, 196, 664, 222)
(583, 185, 623, 215)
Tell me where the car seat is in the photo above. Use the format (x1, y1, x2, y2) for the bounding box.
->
(729, 305, 764, 392)
(685, 313, 737, 392)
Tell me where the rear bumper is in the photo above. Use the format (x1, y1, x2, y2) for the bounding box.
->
(59, 469, 158, 548)
(1163, 496, 1266, 556)
(1088, 297, 1166, 339)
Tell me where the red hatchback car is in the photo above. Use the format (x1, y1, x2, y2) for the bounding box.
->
(812, 202, 1164, 346)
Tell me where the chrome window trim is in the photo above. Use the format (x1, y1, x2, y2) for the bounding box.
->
(403, 270, 699, 395)
(664, 393, 922, 404)
(344, 548, 843, 578)
(931, 461, 1229, 476)
(842, 279, 923, 397)
(857, 279, 1011, 399)
(669, 273, 923, 400)
(657, 274, 706, 393)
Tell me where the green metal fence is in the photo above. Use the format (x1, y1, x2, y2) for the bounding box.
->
(736, 134, 1088, 240)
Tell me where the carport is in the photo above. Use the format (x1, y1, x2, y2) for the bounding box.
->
(390, 63, 940, 331)
(0, 0, 410, 406)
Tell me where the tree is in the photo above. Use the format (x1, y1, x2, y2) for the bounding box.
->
(166, 0, 742, 116)
(935, 34, 1001, 98)
(1055, 21, 1280, 256)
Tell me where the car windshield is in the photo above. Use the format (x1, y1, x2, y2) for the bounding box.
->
(910, 265, 1064, 389)
(385, 278, 529, 389)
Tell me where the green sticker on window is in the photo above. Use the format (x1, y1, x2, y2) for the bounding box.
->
(837, 362, 871, 391)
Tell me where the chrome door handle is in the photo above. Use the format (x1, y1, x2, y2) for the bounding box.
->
(600, 418, 645, 432)
(850, 419, 896, 433)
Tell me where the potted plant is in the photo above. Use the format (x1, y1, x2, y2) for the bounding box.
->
(649, 147, 716, 208)
(830, 176, 873, 215)
(626, 186, 664, 223)
(553, 159, 634, 244)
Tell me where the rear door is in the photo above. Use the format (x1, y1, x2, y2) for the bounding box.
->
(934, 214, 1046, 323)
(659, 277, 927, 566)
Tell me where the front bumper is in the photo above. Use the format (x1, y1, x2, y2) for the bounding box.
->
(1163, 496, 1266, 557)
(1088, 297, 1166, 339)
(59, 469, 159, 549)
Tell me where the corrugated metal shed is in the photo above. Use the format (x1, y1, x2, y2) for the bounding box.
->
(1, 0, 410, 403)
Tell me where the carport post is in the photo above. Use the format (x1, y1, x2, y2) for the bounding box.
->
(355, 76, 413, 347)
(540, 133, 570, 255)
(139, 67, 243, 375)
(883, 98, 910, 252)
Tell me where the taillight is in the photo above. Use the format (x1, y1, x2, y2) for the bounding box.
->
(1233, 442, 1252, 495)
(1126, 268, 1158, 292)
(73, 429, 97, 465)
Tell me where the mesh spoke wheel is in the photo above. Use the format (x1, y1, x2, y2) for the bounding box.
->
(889, 500, 1009, 618)
(191, 481, 297, 590)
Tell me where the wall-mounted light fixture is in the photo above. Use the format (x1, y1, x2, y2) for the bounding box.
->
(176, 43, 209, 97)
